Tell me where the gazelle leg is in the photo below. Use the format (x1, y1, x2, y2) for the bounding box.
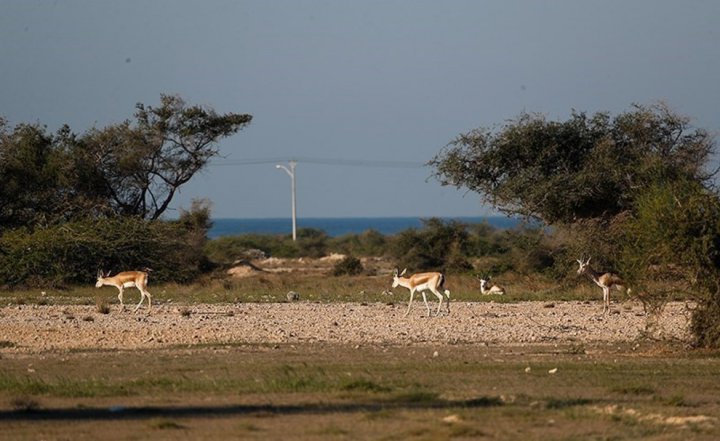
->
(606, 287, 611, 313)
(430, 288, 443, 316)
(603, 287, 610, 314)
(421, 291, 431, 317)
(133, 288, 145, 312)
(117, 287, 125, 311)
(404, 289, 416, 317)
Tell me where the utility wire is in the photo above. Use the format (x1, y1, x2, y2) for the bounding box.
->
(210, 156, 426, 169)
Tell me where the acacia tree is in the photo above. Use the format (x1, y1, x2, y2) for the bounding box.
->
(78, 95, 252, 220)
(430, 103, 715, 225)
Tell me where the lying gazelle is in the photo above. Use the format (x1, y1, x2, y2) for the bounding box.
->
(96, 269, 152, 312)
(392, 268, 450, 317)
(576, 257, 629, 314)
(477, 275, 506, 295)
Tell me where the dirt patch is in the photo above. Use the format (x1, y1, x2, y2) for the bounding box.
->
(227, 260, 265, 278)
(0, 301, 690, 353)
(226, 256, 390, 276)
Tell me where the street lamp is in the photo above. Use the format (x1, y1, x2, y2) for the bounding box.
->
(275, 160, 297, 241)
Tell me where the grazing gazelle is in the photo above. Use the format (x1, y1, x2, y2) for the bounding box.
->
(576, 257, 628, 314)
(392, 268, 451, 317)
(96, 269, 152, 312)
(477, 275, 506, 295)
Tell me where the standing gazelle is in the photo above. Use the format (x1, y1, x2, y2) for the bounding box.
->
(576, 257, 628, 314)
(392, 268, 450, 317)
(96, 269, 152, 312)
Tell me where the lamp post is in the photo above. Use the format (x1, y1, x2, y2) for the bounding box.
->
(275, 160, 297, 241)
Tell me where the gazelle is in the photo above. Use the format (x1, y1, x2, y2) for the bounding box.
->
(392, 268, 450, 317)
(477, 275, 505, 295)
(576, 257, 628, 314)
(96, 269, 152, 312)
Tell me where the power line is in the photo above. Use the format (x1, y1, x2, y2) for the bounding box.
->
(210, 156, 426, 169)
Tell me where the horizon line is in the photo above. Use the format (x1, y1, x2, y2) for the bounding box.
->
(209, 215, 511, 220)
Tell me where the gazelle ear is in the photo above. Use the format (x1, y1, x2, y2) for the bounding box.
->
(400, 268, 407, 276)
(393, 268, 399, 277)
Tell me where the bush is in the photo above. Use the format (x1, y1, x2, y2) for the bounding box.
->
(328, 229, 387, 256)
(389, 218, 472, 272)
(618, 180, 720, 346)
(204, 227, 329, 263)
(0, 213, 211, 288)
(332, 256, 364, 276)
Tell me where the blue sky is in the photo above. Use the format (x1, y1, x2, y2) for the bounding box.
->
(2, 0, 719, 218)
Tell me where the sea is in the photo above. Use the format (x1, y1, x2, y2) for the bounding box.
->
(208, 216, 525, 239)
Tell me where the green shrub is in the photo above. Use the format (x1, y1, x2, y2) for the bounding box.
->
(0, 212, 211, 288)
(204, 228, 329, 262)
(618, 180, 720, 347)
(328, 229, 387, 256)
(332, 256, 364, 276)
(389, 218, 474, 272)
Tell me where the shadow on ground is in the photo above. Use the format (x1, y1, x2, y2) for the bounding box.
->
(0, 397, 505, 421)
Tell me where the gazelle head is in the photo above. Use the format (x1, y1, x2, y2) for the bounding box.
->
(479, 278, 489, 290)
(576, 257, 591, 275)
(95, 270, 108, 288)
(475, 274, 491, 290)
(391, 268, 407, 288)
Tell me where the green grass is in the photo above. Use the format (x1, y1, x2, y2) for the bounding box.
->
(1, 343, 719, 439)
(0, 373, 136, 398)
(8, 347, 713, 402)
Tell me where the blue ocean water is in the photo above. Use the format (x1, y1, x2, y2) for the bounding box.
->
(208, 216, 524, 239)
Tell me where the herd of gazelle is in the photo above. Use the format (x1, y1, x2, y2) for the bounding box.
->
(95, 257, 625, 316)
(391, 258, 627, 317)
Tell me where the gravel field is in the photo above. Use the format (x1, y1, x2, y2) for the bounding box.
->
(0, 301, 691, 353)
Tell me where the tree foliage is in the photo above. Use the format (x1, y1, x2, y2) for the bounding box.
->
(430, 103, 715, 225)
(618, 180, 720, 346)
(76, 95, 252, 220)
(0, 95, 252, 231)
(0, 121, 87, 228)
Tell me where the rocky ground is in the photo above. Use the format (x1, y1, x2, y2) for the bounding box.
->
(0, 300, 691, 353)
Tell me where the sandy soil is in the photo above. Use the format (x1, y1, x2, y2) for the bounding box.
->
(0, 300, 691, 353)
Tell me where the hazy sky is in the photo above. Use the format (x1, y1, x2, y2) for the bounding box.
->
(2, 1, 719, 219)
